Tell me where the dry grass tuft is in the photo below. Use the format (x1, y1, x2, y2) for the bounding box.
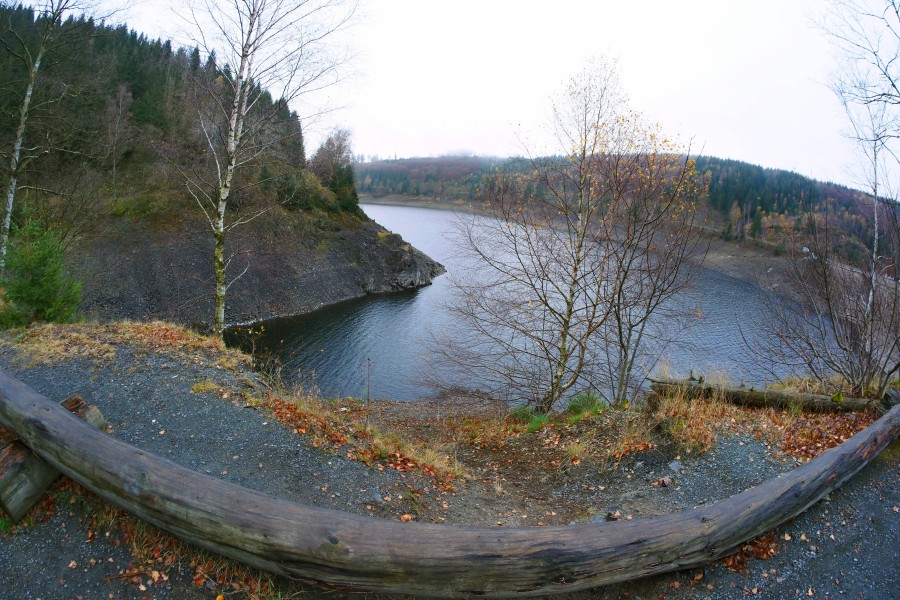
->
(455, 415, 526, 448)
(190, 379, 226, 395)
(267, 390, 465, 481)
(1, 323, 118, 366)
(0, 321, 250, 369)
(565, 440, 588, 464)
(768, 375, 849, 397)
(652, 383, 736, 452)
(606, 410, 657, 461)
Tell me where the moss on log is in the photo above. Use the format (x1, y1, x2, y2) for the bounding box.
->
(0, 368, 897, 597)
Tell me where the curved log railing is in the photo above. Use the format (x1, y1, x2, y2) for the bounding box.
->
(0, 368, 898, 598)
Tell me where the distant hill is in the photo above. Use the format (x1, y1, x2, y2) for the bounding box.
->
(357, 156, 500, 200)
(356, 154, 900, 271)
(358, 155, 861, 216)
(693, 157, 862, 216)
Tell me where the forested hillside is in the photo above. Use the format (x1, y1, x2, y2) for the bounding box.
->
(357, 154, 897, 257)
(0, 5, 357, 225)
(357, 155, 498, 200)
(0, 4, 441, 328)
(358, 155, 858, 217)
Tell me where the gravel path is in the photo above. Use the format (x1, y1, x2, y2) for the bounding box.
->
(0, 338, 897, 599)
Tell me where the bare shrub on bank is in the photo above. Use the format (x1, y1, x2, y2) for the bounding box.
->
(758, 0, 900, 398)
(761, 207, 900, 398)
(433, 59, 706, 413)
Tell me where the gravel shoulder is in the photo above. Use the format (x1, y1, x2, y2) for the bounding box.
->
(0, 327, 897, 600)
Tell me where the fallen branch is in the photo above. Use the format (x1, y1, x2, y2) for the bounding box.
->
(0, 368, 897, 598)
(647, 377, 879, 413)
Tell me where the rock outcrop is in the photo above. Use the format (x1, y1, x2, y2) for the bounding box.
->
(70, 209, 444, 328)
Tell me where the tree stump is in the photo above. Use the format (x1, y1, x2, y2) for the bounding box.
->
(0, 394, 106, 522)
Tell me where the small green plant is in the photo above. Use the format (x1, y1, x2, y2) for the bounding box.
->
(0, 218, 81, 327)
(525, 413, 550, 433)
(190, 380, 223, 395)
(566, 391, 605, 417)
(668, 417, 687, 434)
(786, 400, 805, 416)
(507, 405, 536, 423)
(0, 516, 11, 533)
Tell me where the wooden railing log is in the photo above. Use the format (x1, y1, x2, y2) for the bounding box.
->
(0, 394, 106, 522)
(648, 378, 878, 413)
(0, 368, 897, 598)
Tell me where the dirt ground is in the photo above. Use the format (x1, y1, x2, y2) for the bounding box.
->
(0, 324, 897, 599)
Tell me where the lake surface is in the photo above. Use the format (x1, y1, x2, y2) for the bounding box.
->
(240, 204, 781, 401)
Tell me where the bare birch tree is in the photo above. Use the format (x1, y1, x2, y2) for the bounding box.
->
(180, 0, 355, 338)
(762, 0, 900, 398)
(104, 83, 132, 202)
(599, 147, 705, 405)
(0, 0, 99, 271)
(438, 59, 704, 412)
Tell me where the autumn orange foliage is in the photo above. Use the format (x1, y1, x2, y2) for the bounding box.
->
(721, 532, 780, 572)
(267, 395, 455, 483)
(777, 409, 879, 460)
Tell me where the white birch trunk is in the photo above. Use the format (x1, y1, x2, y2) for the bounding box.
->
(210, 3, 258, 338)
(213, 200, 227, 337)
(0, 53, 42, 272)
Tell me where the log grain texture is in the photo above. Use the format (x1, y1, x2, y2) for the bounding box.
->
(0, 368, 898, 598)
(648, 378, 878, 413)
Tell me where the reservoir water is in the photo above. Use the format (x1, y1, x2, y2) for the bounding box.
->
(240, 204, 780, 401)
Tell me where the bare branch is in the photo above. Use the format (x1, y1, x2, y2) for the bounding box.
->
(171, 0, 356, 338)
(432, 60, 706, 411)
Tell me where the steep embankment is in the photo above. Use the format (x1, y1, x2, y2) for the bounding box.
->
(69, 207, 443, 327)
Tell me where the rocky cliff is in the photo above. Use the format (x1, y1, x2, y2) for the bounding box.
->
(70, 208, 444, 328)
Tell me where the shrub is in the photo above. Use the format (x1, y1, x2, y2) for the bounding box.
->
(275, 172, 299, 205)
(1, 219, 81, 326)
(507, 404, 536, 423)
(280, 170, 340, 212)
(566, 391, 605, 417)
(720, 222, 733, 241)
(525, 413, 550, 433)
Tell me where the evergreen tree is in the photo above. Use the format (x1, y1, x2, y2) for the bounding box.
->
(750, 208, 763, 239)
(309, 128, 359, 211)
(1, 218, 81, 324)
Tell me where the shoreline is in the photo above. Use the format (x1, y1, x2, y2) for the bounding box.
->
(360, 194, 794, 292)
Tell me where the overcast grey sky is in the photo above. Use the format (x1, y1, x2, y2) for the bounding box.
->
(125, 0, 862, 188)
